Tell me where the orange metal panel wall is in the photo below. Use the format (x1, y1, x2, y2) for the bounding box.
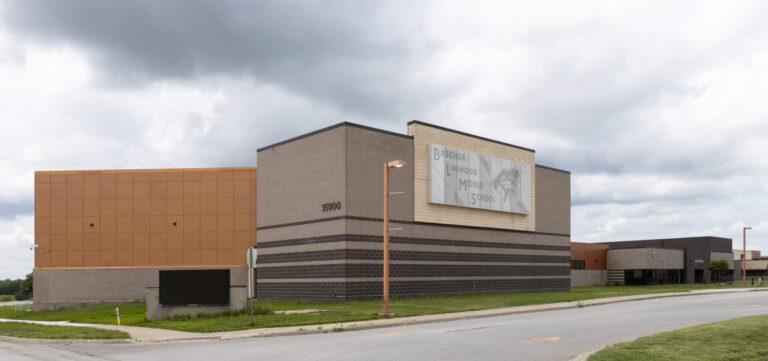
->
(34, 168, 257, 269)
(570, 242, 609, 270)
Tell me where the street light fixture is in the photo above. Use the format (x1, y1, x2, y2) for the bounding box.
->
(743, 226, 752, 287)
(382, 159, 405, 315)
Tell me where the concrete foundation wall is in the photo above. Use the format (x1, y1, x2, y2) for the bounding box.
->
(33, 268, 156, 311)
(145, 286, 247, 320)
(33, 266, 248, 311)
(570, 270, 607, 287)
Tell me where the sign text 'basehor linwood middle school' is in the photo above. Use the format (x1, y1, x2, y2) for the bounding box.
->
(428, 144, 531, 214)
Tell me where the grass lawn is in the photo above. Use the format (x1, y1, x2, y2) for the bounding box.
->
(588, 314, 768, 361)
(0, 295, 15, 302)
(0, 322, 129, 339)
(0, 283, 757, 333)
(0, 301, 147, 326)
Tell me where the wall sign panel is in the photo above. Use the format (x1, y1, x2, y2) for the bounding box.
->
(428, 143, 530, 214)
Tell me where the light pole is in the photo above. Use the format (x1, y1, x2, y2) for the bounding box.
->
(382, 159, 405, 315)
(743, 226, 752, 287)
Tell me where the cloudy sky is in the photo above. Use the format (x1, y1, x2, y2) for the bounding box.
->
(1, 1, 767, 279)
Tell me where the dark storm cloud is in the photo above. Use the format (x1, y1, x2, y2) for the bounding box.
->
(7, 0, 744, 183)
(3, 0, 445, 119)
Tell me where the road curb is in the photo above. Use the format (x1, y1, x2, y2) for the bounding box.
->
(0, 334, 133, 345)
(569, 347, 603, 361)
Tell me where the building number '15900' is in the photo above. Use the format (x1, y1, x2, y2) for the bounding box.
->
(322, 201, 342, 212)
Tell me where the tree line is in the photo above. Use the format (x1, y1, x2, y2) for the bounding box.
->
(0, 273, 33, 300)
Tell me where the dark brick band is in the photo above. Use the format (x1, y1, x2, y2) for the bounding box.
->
(257, 278, 570, 301)
(258, 263, 569, 279)
(256, 216, 346, 231)
(257, 216, 412, 231)
(259, 249, 347, 264)
(258, 249, 570, 265)
(257, 282, 347, 301)
(258, 233, 569, 251)
(258, 216, 570, 237)
(258, 234, 344, 248)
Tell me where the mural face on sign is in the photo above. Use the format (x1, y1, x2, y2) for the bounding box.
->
(428, 144, 530, 214)
(491, 165, 528, 214)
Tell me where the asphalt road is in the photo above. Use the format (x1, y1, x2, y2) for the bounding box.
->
(2, 292, 767, 361)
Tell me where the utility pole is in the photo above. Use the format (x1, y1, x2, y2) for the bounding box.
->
(743, 226, 751, 287)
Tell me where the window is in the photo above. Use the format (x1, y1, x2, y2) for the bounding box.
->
(571, 260, 586, 270)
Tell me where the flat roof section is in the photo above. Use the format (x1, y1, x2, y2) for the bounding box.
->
(601, 235, 732, 244)
(601, 236, 732, 253)
(407, 120, 535, 153)
(35, 166, 257, 174)
(535, 164, 571, 175)
(256, 122, 413, 153)
(257, 120, 544, 155)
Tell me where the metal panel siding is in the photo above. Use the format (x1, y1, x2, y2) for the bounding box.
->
(34, 168, 257, 269)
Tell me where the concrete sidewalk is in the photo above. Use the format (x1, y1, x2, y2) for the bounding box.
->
(0, 300, 32, 307)
(2, 287, 766, 343)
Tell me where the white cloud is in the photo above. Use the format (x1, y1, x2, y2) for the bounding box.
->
(23, 45, 92, 93)
(572, 173, 731, 205)
(583, 217, 631, 241)
(0, 215, 33, 280)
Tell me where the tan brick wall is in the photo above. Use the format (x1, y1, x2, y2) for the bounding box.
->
(408, 123, 536, 231)
(256, 126, 346, 230)
(345, 125, 414, 221)
(535, 166, 570, 235)
(34, 167, 257, 269)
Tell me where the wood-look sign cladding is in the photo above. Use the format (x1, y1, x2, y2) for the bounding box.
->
(34, 168, 257, 269)
(409, 123, 536, 231)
